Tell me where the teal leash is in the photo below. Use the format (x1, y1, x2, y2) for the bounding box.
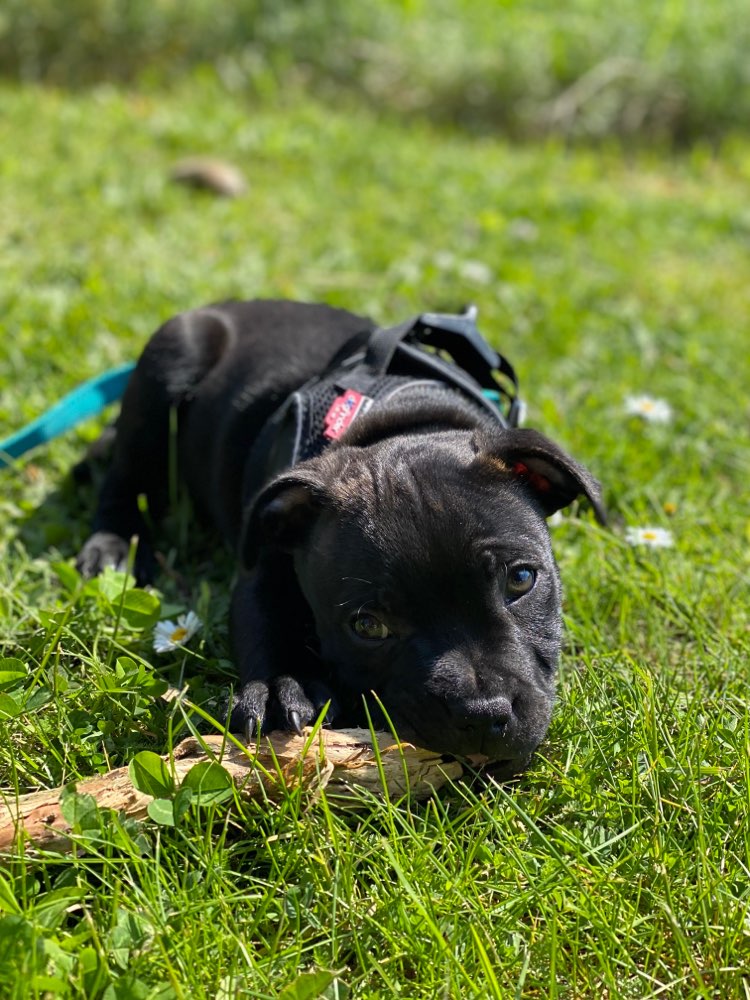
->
(0, 362, 136, 469)
(0, 362, 505, 470)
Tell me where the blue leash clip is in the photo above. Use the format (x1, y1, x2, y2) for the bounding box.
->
(0, 362, 136, 469)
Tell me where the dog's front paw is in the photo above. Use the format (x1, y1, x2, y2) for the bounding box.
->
(77, 532, 132, 577)
(229, 679, 273, 740)
(76, 532, 156, 585)
(231, 676, 337, 740)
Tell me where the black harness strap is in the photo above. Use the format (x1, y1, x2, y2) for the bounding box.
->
(242, 307, 522, 501)
(366, 310, 518, 394)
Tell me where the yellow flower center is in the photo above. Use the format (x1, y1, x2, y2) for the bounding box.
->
(170, 627, 188, 642)
(642, 531, 657, 540)
(642, 400, 655, 411)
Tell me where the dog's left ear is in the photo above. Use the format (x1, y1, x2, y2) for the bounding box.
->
(472, 427, 607, 524)
(240, 465, 331, 569)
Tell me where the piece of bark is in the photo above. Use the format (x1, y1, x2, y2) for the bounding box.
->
(170, 157, 246, 197)
(0, 729, 466, 854)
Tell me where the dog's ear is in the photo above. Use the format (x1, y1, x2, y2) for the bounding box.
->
(240, 466, 330, 569)
(472, 427, 607, 524)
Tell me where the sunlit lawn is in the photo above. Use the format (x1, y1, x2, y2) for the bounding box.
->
(0, 79, 748, 998)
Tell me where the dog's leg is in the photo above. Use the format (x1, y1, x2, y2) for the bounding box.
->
(77, 309, 234, 584)
(229, 561, 337, 737)
(71, 423, 118, 485)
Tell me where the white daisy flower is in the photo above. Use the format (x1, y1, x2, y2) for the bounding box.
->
(508, 218, 539, 243)
(624, 395, 672, 423)
(625, 526, 674, 549)
(434, 250, 457, 270)
(153, 611, 202, 653)
(458, 259, 493, 285)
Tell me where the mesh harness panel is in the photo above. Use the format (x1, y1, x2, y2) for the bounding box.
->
(242, 310, 521, 501)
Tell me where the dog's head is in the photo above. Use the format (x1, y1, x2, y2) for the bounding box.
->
(243, 424, 604, 771)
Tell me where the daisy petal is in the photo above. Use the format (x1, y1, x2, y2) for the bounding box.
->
(624, 395, 672, 424)
(153, 611, 202, 653)
(625, 526, 674, 549)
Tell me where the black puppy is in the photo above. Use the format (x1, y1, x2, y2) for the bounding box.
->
(77, 299, 604, 773)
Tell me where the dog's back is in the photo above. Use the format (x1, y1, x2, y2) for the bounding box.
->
(172, 300, 375, 543)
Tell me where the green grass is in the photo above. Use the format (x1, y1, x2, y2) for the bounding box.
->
(3, 0, 750, 141)
(0, 77, 749, 997)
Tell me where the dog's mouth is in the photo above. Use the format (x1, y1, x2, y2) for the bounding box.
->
(398, 716, 533, 778)
(479, 756, 531, 782)
(439, 754, 529, 782)
(347, 696, 545, 776)
(393, 717, 540, 771)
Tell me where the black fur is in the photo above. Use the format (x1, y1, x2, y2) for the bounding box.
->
(77, 299, 604, 770)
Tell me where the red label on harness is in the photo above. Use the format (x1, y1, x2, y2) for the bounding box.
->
(323, 389, 371, 440)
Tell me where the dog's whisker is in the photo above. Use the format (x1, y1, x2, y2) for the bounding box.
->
(336, 594, 373, 608)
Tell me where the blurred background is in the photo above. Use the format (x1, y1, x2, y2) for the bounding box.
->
(2, 0, 749, 143)
(2, 0, 747, 502)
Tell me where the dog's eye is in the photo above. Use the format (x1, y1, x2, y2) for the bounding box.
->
(350, 613, 390, 642)
(505, 565, 536, 601)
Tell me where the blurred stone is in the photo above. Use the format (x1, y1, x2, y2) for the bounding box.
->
(170, 157, 247, 197)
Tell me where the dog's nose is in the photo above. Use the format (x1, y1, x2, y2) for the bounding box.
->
(454, 696, 515, 737)
(488, 698, 513, 735)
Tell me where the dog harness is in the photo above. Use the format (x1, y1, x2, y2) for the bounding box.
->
(0, 308, 521, 495)
(243, 307, 522, 491)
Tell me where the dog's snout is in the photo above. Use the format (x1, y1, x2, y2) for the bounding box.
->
(488, 697, 513, 735)
(454, 696, 515, 736)
(392, 678, 553, 762)
(489, 708, 512, 736)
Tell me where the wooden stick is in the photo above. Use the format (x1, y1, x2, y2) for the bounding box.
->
(0, 729, 465, 854)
